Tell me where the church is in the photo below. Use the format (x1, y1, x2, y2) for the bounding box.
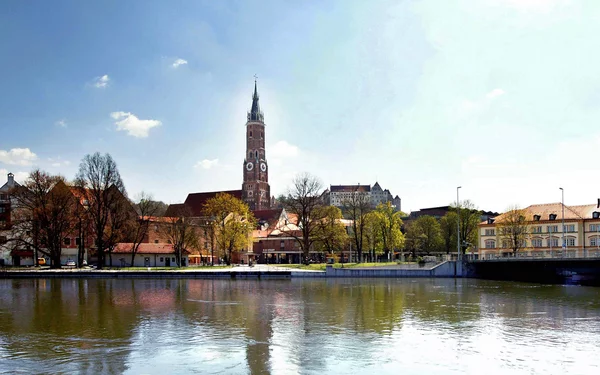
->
(165, 80, 271, 217)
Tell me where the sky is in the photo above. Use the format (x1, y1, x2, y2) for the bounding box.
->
(1, 0, 600, 214)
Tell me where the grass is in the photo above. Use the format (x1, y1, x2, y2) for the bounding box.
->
(271, 262, 412, 271)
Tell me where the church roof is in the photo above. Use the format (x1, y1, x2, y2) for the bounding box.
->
(248, 80, 264, 122)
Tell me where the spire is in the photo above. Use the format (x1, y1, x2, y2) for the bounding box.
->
(248, 77, 264, 122)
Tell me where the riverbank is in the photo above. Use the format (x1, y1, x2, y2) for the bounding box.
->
(0, 262, 461, 279)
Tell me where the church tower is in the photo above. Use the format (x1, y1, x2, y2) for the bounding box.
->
(242, 80, 270, 211)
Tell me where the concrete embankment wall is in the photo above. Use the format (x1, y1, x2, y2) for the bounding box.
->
(0, 270, 294, 279)
(324, 261, 463, 278)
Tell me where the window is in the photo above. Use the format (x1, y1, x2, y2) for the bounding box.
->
(549, 214, 557, 221)
(548, 225, 558, 233)
(485, 240, 496, 249)
(548, 238, 559, 247)
(280, 240, 285, 249)
(63, 238, 71, 246)
(260, 132, 263, 139)
(533, 215, 541, 221)
(75, 237, 81, 245)
(532, 226, 542, 234)
(160, 257, 164, 262)
(563, 224, 575, 233)
(0, 194, 8, 200)
(154, 225, 159, 231)
(0, 207, 4, 213)
(172, 257, 175, 262)
(484, 229, 495, 236)
(154, 240, 159, 244)
(591, 237, 599, 247)
(565, 237, 576, 247)
(249, 131, 253, 138)
(532, 238, 543, 247)
(591, 224, 600, 232)
(593, 212, 600, 219)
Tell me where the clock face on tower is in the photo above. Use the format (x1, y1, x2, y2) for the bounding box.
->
(246, 162, 253, 171)
(260, 162, 267, 172)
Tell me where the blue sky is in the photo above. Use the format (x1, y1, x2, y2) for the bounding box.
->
(1, 0, 599, 213)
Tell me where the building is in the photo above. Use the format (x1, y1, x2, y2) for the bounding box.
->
(0, 173, 27, 266)
(108, 243, 189, 267)
(478, 202, 600, 259)
(242, 80, 271, 211)
(326, 182, 401, 211)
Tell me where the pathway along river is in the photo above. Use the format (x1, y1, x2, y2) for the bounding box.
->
(0, 278, 599, 374)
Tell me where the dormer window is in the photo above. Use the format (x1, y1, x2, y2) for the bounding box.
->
(549, 214, 557, 221)
(533, 215, 541, 221)
(487, 218, 495, 224)
(593, 211, 600, 219)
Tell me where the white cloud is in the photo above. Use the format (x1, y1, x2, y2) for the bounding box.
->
(270, 140, 299, 158)
(194, 159, 219, 169)
(47, 157, 71, 168)
(0, 148, 38, 166)
(93, 75, 110, 88)
(55, 119, 67, 128)
(486, 88, 506, 99)
(172, 58, 188, 68)
(110, 112, 162, 138)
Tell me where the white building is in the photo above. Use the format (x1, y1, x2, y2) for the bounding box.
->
(327, 182, 401, 211)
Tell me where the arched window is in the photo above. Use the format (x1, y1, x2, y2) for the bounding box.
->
(591, 236, 599, 247)
(249, 131, 253, 138)
(255, 150, 259, 158)
(485, 240, 496, 249)
(249, 151, 253, 159)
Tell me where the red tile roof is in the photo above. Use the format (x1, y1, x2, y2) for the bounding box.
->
(330, 185, 371, 193)
(112, 243, 189, 254)
(489, 203, 599, 224)
(165, 190, 243, 217)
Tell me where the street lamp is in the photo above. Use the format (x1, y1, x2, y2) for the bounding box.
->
(457, 186, 461, 262)
(560, 187, 565, 256)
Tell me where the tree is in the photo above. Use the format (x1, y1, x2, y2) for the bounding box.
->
(75, 152, 127, 269)
(313, 205, 348, 257)
(363, 211, 383, 262)
(161, 205, 199, 266)
(280, 173, 325, 264)
(9, 170, 78, 268)
(498, 206, 529, 255)
(451, 200, 481, 255)
(203, 193, 255, 265)
(440, 212, 458, 255)
(405, 215, 443, 256)
(103, 186, 137, 267)
(342, 188, 371, 262)
(374, 202, 405, 260)
(129, 192, 163, 267)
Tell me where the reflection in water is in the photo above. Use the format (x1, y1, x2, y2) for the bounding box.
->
(0, 278, 599, 374)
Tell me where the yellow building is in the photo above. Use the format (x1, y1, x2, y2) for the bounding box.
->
(478, 202, 600, 259)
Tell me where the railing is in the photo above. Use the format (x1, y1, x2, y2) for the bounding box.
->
(477, 250, 600, 261)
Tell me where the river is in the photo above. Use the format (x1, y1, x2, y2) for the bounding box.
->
(0, 278, 598, 374)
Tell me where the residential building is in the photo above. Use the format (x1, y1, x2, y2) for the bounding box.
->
(478, 202, 600, 259)
(108, 243, 189, 267)
(0, 173, 27, 266)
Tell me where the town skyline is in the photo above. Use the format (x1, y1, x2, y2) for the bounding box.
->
(2, 0, 600, 214)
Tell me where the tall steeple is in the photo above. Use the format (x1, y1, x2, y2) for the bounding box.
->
(242, 78, 270, 211)
(248, 79, 264, 122)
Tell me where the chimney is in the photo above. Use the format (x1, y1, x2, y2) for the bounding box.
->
(7, 173, 14, 185)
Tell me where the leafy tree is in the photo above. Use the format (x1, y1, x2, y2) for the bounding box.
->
(342, 188, 371, 262)
(203, 193, 255, 265)
(75, 152, 127, 269)
(373, 202, 405, 260)
(313, 205, 348, 257)
(9, 170, 78, 268)
(440, 212, 458, 254)
(363, 211, 383, 262)
(405, 215, 443, 256)
(280, 173, 325, 264)
(498, 206, 529, 255)
(451, 200, 481, 255)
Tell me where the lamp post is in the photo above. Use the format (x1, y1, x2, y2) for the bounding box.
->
(560, 187, 565, 256)
(457, 186, 461, 262)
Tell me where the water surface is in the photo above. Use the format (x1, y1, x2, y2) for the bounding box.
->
(0, 278, 599, 374)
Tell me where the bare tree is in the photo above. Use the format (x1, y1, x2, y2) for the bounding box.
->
(280, 173, 325, 264)
(498, 205, 529, 255)
(160, 205, 199, 266)
(75, 152, 126, 269)
(9, 170, 77, 268)
(129, 192, 162, 267)
(103, 186, 137, 267)
(342, 188, 371, 262)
